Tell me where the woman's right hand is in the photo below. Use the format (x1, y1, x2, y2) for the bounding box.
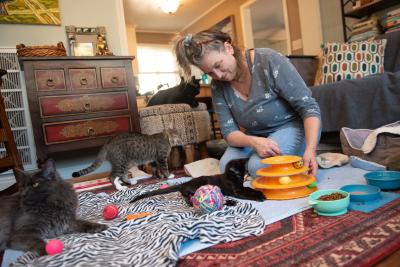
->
(250, 136, 281, 158)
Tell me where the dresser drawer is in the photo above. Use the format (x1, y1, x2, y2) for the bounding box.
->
(39, 92, 129, 117)
(35, 70, 66, 91)
(101, 67, 127, 88)
(69, 68, 97, 89)
(43, 116, 131, 144)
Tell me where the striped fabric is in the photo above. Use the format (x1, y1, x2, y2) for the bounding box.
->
(12, 183, 265, 266)
(319, 39, 387, 84)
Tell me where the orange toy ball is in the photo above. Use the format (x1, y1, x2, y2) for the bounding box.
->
(102, 204, 119, 220)
(125, 212, 153, 221)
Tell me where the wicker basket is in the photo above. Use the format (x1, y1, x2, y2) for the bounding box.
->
(16, 42, 67, 57)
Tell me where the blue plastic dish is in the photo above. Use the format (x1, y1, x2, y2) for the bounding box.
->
(364, 171, 400, 190)
(340, 184, 381, 202)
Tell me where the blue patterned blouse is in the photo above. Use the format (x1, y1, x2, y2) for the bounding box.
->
(211, 48, 321, 138)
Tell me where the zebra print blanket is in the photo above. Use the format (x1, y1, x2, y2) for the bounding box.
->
(12, 183, 265, 267)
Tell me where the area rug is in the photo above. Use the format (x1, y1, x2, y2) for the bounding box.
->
(3, 168, 399, 267)
(71, 167, 400, 267)
(178, 197, 400, 267)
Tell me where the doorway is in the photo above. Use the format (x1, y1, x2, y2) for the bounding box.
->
(241, 0, 306, 55)
(241, 0, 289, 54)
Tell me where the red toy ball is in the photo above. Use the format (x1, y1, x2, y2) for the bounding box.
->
(45, 239, 64, 255)
(102, 204, 119, 220)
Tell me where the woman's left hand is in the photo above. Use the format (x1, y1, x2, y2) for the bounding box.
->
(303, 148, 318, 176)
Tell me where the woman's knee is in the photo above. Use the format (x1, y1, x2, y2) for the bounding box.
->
(247, 155, 267, 178)
(219, 146, 252, 173)
(270, 126, 305, 156)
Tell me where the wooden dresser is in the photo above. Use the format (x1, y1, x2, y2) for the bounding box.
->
(19, 56, 140, 164)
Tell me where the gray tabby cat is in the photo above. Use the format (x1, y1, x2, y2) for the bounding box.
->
(0, 159, 107, 256)
(72, 129, 181, 190)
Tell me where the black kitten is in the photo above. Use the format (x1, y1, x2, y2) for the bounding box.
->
(130, 158, 265, 205)
(147, 76, 201, 108)
(0, 159, 107, 256)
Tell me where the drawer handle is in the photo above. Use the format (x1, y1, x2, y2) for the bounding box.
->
(80, 77, 88, 85)
(111, 76, 119, 84)
(87, 127, 95, 136)
(46, 78, 55, 87)
(84, 103, 91, 111)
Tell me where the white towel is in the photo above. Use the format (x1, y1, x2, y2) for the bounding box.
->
(361, 121, 400, 153)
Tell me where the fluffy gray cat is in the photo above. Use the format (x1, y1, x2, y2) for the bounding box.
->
(72, 129, 182, 190)
(0, 159, 107, 256)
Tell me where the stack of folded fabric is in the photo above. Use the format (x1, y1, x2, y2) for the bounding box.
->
(383, 8, 400, 33)
(349, 16, 381, 42)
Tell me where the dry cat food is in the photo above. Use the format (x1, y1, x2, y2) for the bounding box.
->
(317, 192, 346, 201)
(350, 191, 367, 195)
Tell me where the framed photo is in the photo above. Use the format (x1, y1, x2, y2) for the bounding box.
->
(210, 15, 236, 42)
(66, 25, 113, 56)
(73, 43, 95, 56)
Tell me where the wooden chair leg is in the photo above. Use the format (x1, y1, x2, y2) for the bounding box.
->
(199, 142, 209, 159)
(169, 147, 182, 168)
(184, 144, 195, 164)
(0, 183, 18, 197)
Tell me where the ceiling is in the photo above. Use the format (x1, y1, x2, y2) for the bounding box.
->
(123, 0, 286, 40)
(123, 0, 225, 33)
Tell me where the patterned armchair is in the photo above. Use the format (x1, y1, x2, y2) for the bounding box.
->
(139, 103, 211, 166)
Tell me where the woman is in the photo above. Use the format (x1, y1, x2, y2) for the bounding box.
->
(174, 29, 321, 178)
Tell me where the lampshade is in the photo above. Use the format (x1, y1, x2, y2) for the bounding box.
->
(158, 0, 180, 14)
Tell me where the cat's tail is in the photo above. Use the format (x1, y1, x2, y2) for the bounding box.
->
(130, 185, 181, 203)
(72, 148, 107, 177)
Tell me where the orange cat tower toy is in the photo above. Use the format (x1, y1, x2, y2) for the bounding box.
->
(252, 155, 318, 200)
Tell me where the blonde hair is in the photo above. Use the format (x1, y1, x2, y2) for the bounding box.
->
(174, 29, 245, 79)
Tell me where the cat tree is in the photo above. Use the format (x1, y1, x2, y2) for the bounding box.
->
(252, 155, 318, 200)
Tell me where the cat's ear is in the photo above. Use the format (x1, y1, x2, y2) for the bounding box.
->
(14, 168, 28, 188)
(41, 159, 56, 178)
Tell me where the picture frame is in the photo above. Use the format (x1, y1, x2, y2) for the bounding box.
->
(66, 25, 113, 56)
(210, 15, 236, 42)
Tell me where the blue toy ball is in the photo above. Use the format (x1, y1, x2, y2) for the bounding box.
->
(191, 185, 225, 213)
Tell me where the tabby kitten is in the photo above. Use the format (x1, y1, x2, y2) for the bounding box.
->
(130, 158, 266, 204)
(72, 129, 182, 190)
(0, 159, 107, 256)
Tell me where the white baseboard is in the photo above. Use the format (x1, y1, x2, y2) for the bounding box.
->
(0, 173, 16, 191)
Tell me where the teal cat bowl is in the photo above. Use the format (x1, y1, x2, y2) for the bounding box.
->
(364, 171, 400, 190)
(308, 189, 350, 216)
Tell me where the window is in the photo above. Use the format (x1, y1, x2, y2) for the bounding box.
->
(136, 44, 180, 95)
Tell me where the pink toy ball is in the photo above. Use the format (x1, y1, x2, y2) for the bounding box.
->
(160, 184, 169, 189)
(102, 204, 119, 220)
(191, 185, 225, 214)
(45, 239, 64, 255)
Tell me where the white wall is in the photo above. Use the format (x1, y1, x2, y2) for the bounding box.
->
(126, 24, 138, 74)
(0, 0, 128, 55)
(298, 0, 323, 55)
(319, 0, 344, 43)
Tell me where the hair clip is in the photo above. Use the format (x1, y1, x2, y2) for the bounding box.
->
(184, 33, 193, 47)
